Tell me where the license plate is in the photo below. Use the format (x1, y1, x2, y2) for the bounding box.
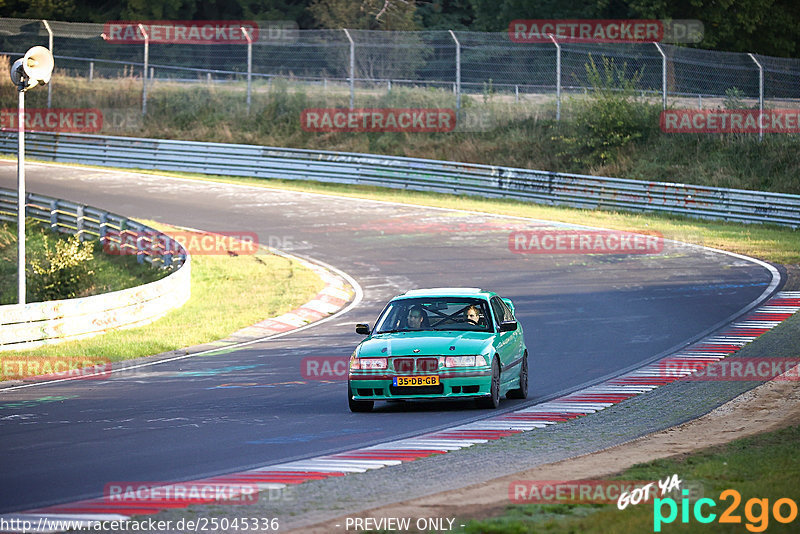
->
(393, 375, 439, 387)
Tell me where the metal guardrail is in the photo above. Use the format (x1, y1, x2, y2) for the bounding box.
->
(0, 186, 190, 350)
(1, 132, 799, 228)
(0, 189, 187, 267)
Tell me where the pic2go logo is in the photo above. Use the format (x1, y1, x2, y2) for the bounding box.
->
(654, 489, 798, 532)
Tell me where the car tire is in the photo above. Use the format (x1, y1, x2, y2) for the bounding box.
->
(348, 383, 373, 412)
(507, 352, 528, 399)
(477, 357, 501, 409)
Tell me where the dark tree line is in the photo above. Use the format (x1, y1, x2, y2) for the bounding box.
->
(2, 0, 798, 57)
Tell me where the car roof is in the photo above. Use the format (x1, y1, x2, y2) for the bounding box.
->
(397, 287, 495, 299)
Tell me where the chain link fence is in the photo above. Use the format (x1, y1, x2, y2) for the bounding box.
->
(1, 17, 799, 122)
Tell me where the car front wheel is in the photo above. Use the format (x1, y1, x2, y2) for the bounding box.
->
(348, 382, 373, 412)
(477, 357, 501, 409)
(507, 352, 528, 399)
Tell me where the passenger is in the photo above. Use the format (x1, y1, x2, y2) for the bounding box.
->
(466, 305, 483, 325)
(407, 306, 427, 330)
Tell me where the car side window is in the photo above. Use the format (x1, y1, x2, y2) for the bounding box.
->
(490, 297, 505, 328)
(500, 299, 514, 321)
(491, 297, 515, 327)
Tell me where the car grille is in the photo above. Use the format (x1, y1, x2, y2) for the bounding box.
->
(416, 358, 438, 372)
(393, 357, 439, 373)
(394, 358, 415, 372)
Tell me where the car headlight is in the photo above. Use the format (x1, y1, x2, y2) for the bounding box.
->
(443, 355, 487, 368)
(349, 355, 388, 370)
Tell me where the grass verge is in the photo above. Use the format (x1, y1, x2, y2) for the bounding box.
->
(0, 220, 325, 378)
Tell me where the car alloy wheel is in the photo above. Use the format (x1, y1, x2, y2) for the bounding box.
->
(507, 352, 528, 399)
(477, 357, 500, 409)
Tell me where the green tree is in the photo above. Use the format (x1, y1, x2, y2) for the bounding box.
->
(21, 0, 76, 19)
(121, 0, 197, 20)
(467, 0, 630, 32)
(308, 0, 418, 30)
(416, 0, 474, 30)
(628, 0, 800, 57)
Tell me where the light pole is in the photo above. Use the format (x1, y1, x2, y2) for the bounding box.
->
(9, 46, 54, 305)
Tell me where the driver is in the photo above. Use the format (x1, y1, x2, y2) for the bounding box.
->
(407, 305, 426, 330)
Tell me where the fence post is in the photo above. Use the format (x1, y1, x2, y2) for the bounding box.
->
(42, 20, 53, 108)
(343, 29, 354, 109)
(654, 42, 667, 110)
(548, 33, 561, 121)
(138, 24, 149, 115)
(748, 53, 764, 142)
(241, 26, 253, 114)
(89, 61, 94, 81)
(449, 30, 461, 110)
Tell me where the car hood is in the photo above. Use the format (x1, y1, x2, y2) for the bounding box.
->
(357, 331, 494, 358)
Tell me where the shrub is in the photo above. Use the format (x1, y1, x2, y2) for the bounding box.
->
(555, 55, 660, 167)
(28, 228, 96, 302)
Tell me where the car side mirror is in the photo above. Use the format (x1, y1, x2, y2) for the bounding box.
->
(499, 320, 518, 332)
(356, 323, 371, 335)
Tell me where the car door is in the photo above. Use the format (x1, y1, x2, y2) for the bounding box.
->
(490, 296, 524, 387)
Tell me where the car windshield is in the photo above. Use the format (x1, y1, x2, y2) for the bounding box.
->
(373, 297, 493, 333)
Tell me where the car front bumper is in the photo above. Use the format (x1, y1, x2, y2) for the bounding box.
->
(348, 370, 492, 400)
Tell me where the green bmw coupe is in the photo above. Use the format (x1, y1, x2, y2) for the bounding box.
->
(348, 288, 528, 412)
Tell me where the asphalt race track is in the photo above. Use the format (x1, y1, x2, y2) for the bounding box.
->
(0, 161, 780, 514)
